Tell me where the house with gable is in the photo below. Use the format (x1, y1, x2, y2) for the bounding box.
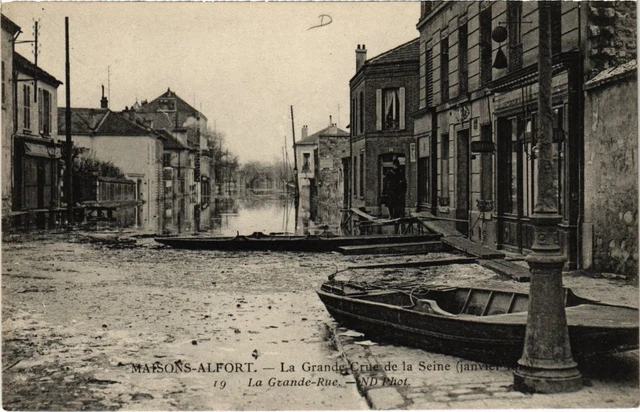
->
(59, 99, 164, 233)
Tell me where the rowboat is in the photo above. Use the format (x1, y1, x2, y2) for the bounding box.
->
(317, 280, 639, 364)
(154, 231, 442, 252)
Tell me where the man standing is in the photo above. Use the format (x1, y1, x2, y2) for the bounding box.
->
(382, 158, 407, 219)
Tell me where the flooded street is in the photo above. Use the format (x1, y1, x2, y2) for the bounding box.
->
(2, 235, 373, 410)
(207, 196, 298, 236)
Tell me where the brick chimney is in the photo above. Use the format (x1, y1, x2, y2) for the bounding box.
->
(301, 125, 308, 140)
(356, 44, 367, 72)
(100, 85, 108, 109)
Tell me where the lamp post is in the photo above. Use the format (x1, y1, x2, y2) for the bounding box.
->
(513, 2, 582, 393)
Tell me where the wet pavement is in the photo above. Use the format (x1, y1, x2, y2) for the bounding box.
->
(2, 232, 638, 410)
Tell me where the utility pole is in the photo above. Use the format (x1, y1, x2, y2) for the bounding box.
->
(290, 106, 299, 233)
(65, 17, 74, 227)
(513, 2, 582, 393)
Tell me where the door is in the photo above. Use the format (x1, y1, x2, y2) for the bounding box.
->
(456, 129, 470, 235)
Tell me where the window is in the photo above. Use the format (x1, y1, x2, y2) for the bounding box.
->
(359, 151, 364, 198)
(377, 88, 405, 131)
(163, 153, 172, 167)
(440, 134, 449, 199)
(440, 36, 449, 102)
(418, 154, 431, 205)
(550, 2, 562, 56)
(359, 91, 364, 134)
(353, 155, 358, 198)
(458, 23, 468, 95)
(426, 48, 434, 106)
(382, 89, 400, 130)
(480, 6, 492, 86)
(351, 97, 356, 137)
(302, 153, 311, 172)
(38, 89, 52, 136)
(508, 1, 523, 71)
(23, 84, 31, 131)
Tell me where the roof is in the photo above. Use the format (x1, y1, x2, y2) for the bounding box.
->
(58, 108, 154, 136)
(585, 60, 637, 91)
(136, 88, 208, 121)
(296, 124, 349, 146)
(366, 38, 420, 66)
(156, 128, 190, 150)
(2, 14, 21, 35)
(14, 53, 62, 87)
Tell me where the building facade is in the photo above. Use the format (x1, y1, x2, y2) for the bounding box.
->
(1, 15, 20, 217)
(415, 1, 637, 270)
(59, 107, 164, 233)
(294, 121, 349, 232)
(12, 52, 62, 226)
(349, 39, 420, 217)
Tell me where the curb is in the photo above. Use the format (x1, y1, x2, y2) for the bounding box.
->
(328, 324, 408, 410)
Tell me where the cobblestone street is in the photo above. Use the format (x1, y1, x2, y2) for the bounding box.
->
(2, 232, 638, 410)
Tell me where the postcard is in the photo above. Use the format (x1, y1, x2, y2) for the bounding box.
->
(2, 1, 638, 410)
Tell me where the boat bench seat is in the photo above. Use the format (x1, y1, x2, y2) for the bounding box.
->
(413, 299, 453, 316)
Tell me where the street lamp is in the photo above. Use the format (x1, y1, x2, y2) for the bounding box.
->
(513, 2, 582, 393)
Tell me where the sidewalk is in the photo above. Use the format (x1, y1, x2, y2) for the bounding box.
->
(329, 272, 639, 409)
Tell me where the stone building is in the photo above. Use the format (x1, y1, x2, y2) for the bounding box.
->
(414, 1, 636, 270)
(294, 121, 349, 231)
(583, 60, 637, 276)
(349, 39, 420, 217)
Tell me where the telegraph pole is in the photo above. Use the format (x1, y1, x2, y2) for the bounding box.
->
(65, 17, 74, 226)
(290, 106, 299, 233)
(513, 2, 582, 393)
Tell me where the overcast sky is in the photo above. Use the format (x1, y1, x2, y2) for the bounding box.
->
(4, 2, 421, 163)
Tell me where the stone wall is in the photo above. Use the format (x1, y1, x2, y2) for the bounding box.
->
(583, 69, 638, 276)
(317, 135, 349, 232)
(586, 2, 637, 78)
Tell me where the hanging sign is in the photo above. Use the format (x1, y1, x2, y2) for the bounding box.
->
(470, 141, 495, 153)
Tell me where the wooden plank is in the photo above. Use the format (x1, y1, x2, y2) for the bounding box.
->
(338, 241, 443, 255)
(350, 208, 378, 221)
(478, 259, 531, 282)
(414, 217, 462, 237)
(442, 237, 505, 259)
(347, 256, 477, 269)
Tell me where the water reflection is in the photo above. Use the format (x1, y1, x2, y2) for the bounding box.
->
(207, 196, 297, 236)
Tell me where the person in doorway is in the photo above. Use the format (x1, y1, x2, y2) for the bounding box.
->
(382, 158, 407, 219)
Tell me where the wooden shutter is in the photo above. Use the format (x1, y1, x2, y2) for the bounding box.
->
(399, 87, 406, 130)
(376, 89, 382, 131)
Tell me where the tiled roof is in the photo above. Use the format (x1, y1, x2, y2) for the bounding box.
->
(136, 88, 208, 121)
(585, 60, 637, 90)
(366, 38, 420, 66)
(58, 108, 152, 136)
(14, 53, 62, 87)
(296, 124, 349, 145)
(156, 129, 189, 150)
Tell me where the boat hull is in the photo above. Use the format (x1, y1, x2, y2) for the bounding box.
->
(317, 286, 639, 365)
(155, 233, 441, 252)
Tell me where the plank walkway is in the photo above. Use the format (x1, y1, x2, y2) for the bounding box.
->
(338, 241, 443, 256)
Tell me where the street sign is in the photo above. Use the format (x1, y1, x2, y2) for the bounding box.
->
(470, 141, 495, 153)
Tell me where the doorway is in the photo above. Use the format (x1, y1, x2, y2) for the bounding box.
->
(456, 129, 470, 235)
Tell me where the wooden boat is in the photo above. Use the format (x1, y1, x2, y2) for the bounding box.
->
(317, 280, 639, 364)
(154, 231, 442, 252)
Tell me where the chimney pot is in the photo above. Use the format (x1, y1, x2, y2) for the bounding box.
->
(356, 44, 367, 72)
(100, 85, 109, 109)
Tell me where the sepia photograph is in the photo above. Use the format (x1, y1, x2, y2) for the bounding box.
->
(1, 0, 638, 410)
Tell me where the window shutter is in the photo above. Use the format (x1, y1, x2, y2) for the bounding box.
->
(376, 89, 382, 131)
(399, 87, 406, 130)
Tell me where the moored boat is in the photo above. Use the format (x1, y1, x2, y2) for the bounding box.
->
(154, 231, 442, 252)
(317, 279, 639, 364)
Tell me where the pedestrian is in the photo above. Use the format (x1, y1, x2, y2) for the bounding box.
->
(382, 158, 407, 219)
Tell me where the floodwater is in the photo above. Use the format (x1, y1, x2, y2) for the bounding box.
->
(207, 196, 297, 236)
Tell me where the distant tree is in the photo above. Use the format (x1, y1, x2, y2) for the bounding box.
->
(73, 152, 125, 178)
